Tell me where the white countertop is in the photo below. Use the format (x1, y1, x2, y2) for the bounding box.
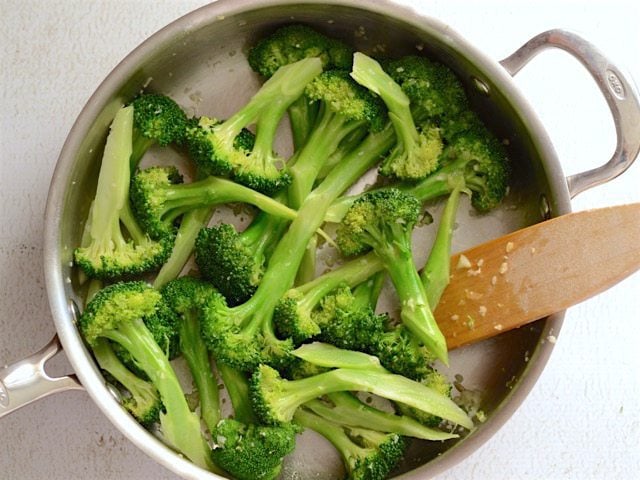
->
(1, 0, 639, 478)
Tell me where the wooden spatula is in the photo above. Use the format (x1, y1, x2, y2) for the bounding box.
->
(434, 203, 640, 350)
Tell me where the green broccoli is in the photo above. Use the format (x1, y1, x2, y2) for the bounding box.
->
(306, 392, 457, 441)
(129, 165, 298, 240)
(184, 57, 323, 194)
(194, 209, 288, 306)
(288, 69, 386, 208)
(91, 338, 161, 427)
(161, 277, 221, 436)
(248, 24, 354, 149)
(336, 188, 449, 365)
(383, 55, 468, 124)
(249, 361, 472, 428)
(130, 93, 188, 169)
(273, 251, 383, 345)
(152, 205, 214, 289)
(299, 269, 435, 381)
(212, 363, 298, 480)
(79, 281, 214, 471)
(294, 407, 405, 480)
(351, 53, 442, 181)
(199, 124, 396, 372)
(395, 368, 454, 428)
(152, 123, 257, 289)
(73, 105, 172, 279)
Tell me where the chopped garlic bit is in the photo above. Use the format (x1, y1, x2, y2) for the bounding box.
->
(547, 335, 557, 344)
(531, 247, 536, 254)
(451, 314, 460, 321)
(478, 306, 487, 317)
(465, 316, 475, 329)
(467, 268, 482, 277)
(494, 324, 503, 331)
(491, 275, 498, 286)
(457, 254, 472, 269)
(499, 262, 509, 274)
(465, 289, 483, 301)
(506, 241, 514, 253)
(477, 258, 485, 267)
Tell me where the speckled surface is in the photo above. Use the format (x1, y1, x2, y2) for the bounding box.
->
(1, 0, 639, 479)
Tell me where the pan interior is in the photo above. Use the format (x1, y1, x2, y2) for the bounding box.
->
(56, 3, 560, 478)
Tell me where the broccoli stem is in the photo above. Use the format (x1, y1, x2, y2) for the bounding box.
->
(295, 252, 384, 310)
(350, 52, 421, 159)
(217, 363, 257, 424)
(88, 105, 133, 247)
(104, 318, 214, 471)
(153, 206, 215, 289)
(217, 57, 323, 151)
(288, 96, 320, 150)
(159, 175, 298, 225)
(287, 105, 367, 284)
(293, 407, 365, 461)
(295, 234, 318, 285)
(256, 366, 472, 428)
(323, 158, 463, 225)
(249, 124, 395, 315)
(130, 134, 155, 171)
(288, 107, 365, 209)
(421, 182, 464, 308)
(92, 338, 160, 426)
(178, 307, 221, 435)
(381, 241, 449, 366)
(307, 392, 457, 441)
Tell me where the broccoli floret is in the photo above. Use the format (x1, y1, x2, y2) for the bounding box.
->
(129, 165, 298, 239)
(289, 69, 387, 208)
(306, 392, 457, 441)
(273, 251, 383, 345)
(73, 106, 172, 279)
(249, 362, 472, 428)
(294, 407, 405, 480)
(304, 269, 434, 381)
(351, 53, 442, 181)
(395, 368, 453, 428)
(195, 209, 288, 306)
(91, 338, 161, 427)
(79, 281, 213, 471)
(130, 93, 188, 169)
(384, 55, 468, 123)
(161, 277, 222, 435)
(336, 188, 449, 365)
(212, 419, 298, 480)
(212, 364, 298, 480)
(248, 24, 353, 77)
(184, 58, 323, 194)
(248, 24, 354, 150)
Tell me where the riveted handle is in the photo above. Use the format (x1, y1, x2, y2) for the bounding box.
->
(0, 335, 83, 418)
(500, 29, 640, 197)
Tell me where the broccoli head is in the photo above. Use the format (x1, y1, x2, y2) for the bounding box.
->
(211, 419, 298, 480)
(74, 105, 172, 279)
(130, 93, 188, 169)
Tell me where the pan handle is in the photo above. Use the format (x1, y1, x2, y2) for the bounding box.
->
(0, 335, 83, 418)
(500, 29, 640, 198)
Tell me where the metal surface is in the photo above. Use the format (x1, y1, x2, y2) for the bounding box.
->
(0, 336, 82, 418)
(0, 0, 633, 478)
(501, 29, 640, 198)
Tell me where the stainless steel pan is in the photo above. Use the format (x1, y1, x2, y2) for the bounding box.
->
(2, 1, 639, 478)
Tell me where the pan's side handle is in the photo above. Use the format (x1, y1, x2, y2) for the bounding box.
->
(0, 335, 83, 418)
(500, 29, 640, 198)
